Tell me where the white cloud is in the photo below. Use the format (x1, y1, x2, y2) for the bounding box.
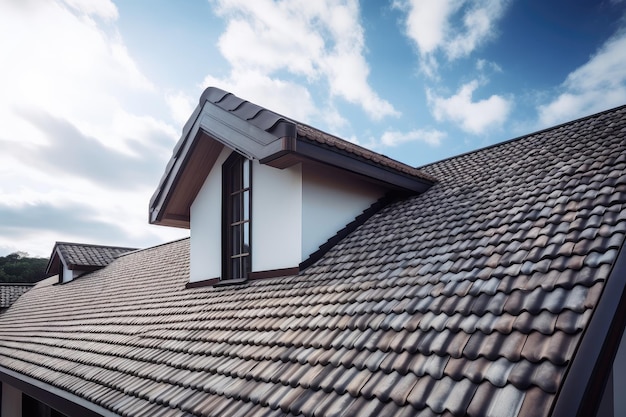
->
(165, 91, 197, 127)
(202, 70, 318, 123)
(209, 0, 398, 120)
(538, 29, 626, 126)
(381, 129, 445, 147)
(476, 59, 502, 73)
(394, 0, 509, 77)
(0, 0, 188, 256)
(61, 0, 119, 20)
(428, 80, 512, 134)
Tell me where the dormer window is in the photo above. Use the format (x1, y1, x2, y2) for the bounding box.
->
(222, 151, 251, 281)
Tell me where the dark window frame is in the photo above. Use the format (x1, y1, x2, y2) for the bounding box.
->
(221, 151, 252, 281)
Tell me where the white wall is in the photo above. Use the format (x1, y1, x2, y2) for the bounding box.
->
(189, 150, 386, 281)
(189, 147, 231, 282)
(1, 383, 22, 417)
(252, 162, 302, 271)
(301, 164, 386, 259)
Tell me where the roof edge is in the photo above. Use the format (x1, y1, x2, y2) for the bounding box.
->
(551, 237, 626, 417)
(0, 365, 121, 417)
(420, 104, 626, 171)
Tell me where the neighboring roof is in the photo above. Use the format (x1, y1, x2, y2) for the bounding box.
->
(0, 283, 33, 309)
(149, 87, 435, 228)
(0, 105, 625, 417)
(45, 242, 137, 277)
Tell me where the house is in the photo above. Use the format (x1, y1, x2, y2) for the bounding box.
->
(0, 88, 625, 417)
(45, 242, 137, 284)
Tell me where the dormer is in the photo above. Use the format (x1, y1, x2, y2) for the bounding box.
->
(45, 242, 137, 284)
(150, 87, 436, 285)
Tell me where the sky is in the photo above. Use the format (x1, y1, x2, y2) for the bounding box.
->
(1, 0, 626, 258)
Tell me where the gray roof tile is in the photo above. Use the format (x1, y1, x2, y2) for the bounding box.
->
(1, 106, 626, 417)
(0, 284, 33, 309)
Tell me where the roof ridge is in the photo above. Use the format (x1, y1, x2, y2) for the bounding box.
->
(419, 103, 626, 170)
(116, 236, 190, 258)
(54, 241, 138, 250)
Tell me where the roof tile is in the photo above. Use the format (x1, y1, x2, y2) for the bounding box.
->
(2, 105, 626, 417)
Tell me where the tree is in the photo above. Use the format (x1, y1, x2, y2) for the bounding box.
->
(0, 253, 48, 283)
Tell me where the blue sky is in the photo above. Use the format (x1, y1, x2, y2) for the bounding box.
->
(1, 0, 625, 257)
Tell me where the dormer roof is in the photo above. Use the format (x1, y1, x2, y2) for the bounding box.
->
(149, 87, 436, 228)
(45, 242, 137, 278)
(0, 284, 33, 310)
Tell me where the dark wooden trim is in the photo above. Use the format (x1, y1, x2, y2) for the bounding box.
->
(291, 140, 433, 193)
(212, 278, 248, 287)
(248, 267, 299, 281)
(185, 267, 299, 289)
(551, 241, 626, 417)
(185, 278, 220, 288)
(300, 193, 401, 270)
(0, 366, 117, 417)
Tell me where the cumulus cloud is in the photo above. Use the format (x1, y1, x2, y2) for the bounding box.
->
(394, 0, 510, 77)
(202, 70, 319, 123)
(6, 109, 170, 190)
(428, 80, 512, 134)
(61, 0, 119, 20)
(207, 0, 398, 121)
(381, 129, 445, 147)
(0, 0, 188, 256)
(538, 29, 626, 126)
(165, 91, 197, 127)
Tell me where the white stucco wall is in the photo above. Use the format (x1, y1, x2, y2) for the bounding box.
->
(252, 162, 302, 272)
(301, 164, 386, 259)
(189, 150, 386, 281)
(189, 147, 231, 282)
(1, 383, 22, 417)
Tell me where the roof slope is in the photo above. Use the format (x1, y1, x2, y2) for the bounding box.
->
(0, 284, 33, 309)
(0, 106, 625, 417)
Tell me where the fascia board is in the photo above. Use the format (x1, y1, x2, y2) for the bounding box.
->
(149, 113, 205, 224)
(293, 140, 433, 193)
(551, 240, 626, 417)
(197, 102, 293, 160)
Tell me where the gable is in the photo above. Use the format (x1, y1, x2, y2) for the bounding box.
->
(149, 87, 435, 228)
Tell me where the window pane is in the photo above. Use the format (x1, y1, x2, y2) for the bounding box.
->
(243, 222, 250, 253)
(232, 224, 242, 255)
(232, 258, 241, 279)
(242, 254, 249, 278)
(243, 159, 250, 188)
(232, 159, 242, 190)
(231, 192, 242, 222)
(243, 190, 249, 221)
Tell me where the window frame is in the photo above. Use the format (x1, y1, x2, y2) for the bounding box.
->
(221, 151, 252, 281)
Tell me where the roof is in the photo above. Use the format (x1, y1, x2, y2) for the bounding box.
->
(45, 242, 137, 276)
(0, 283, 33, 309)
(0, 105, 625, 417)
(149, 87, 435, 228)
